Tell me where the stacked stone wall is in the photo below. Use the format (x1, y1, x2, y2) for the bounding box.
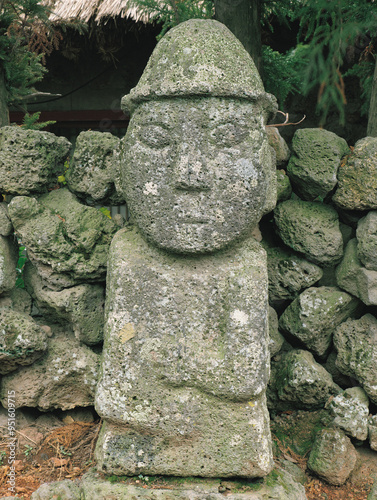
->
(1, 124, 377, 490)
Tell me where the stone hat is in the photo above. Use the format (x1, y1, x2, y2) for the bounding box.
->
(121, 19, 277, 117)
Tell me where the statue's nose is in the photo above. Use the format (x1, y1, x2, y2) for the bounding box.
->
(174, 145, 210, 191)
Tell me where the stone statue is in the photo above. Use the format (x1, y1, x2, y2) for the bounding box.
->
(95, 19, 277, 478)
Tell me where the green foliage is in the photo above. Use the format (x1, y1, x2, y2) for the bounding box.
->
(129, 0, 214, 39)
(262, 44, 310, 107)
(344, 59, 375, 117)
(58, 159, 70, 185)
(0, 0, 50, 104)
(0, 450, 6, 466)
(15, 244, 27, 289)
(23, 444, 33, 456)
(21, 111, 56, 130)
(293, 0, 377, 124)
(99, 207, 111, 219)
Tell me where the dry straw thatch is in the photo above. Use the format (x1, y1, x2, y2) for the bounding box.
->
(48, 0, 156, 24)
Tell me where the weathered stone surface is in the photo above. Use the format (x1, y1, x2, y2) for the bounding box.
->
(276, 169, 292, 202)
(122, 20, 276, 115)
(0, 126, 71, 195)
(0, 235, 17, 294)
(336, 238, 377, 305)
(269, 305, 284, 356)
(30, 480, 80, 500)
(269, 350, 340, 410)
(279, 286, 360, 357)
(333, 136, 377, 210)
(274, 200, 343, 266)
(307, 428, 357, 485)
(0, 308, 48, 374)
(287, 128, 349, 201)
(24, 263, 104, 345)
(66, 131, 123, 205)
(266, 126, 290, 166)
(368, 415, 377, 451)
(368, 478, 377, 500)
(265, 245, 323, 306)
(334, 314, 377, 404)
(7, 188, 117, 287)
(95, 226, 272, 477)
(0, 327, 99, 410)
(324, 350, 353, 388)
(118, 20, 277, 255)
(357, 211, 377, 270)
(31, 468, 308, 500)
(326, 387, 369, 440)
(118, 97, 275, 254)
(0, 203, 12, 236)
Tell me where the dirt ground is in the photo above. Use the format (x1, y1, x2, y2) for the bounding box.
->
(0, 411, 375, 499)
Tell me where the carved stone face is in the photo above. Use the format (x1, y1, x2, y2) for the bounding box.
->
(120, 97, 269, 254)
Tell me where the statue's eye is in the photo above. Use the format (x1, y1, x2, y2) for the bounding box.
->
(139, 125, 171, 149)
(210, 123, 249, 147)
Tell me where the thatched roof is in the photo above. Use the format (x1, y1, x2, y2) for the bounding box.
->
(48, 0, 155, 24)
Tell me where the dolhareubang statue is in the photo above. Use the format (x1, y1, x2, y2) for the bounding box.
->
(95, 19, 277, 478)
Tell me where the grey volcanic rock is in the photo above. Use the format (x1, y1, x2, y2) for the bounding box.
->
(269, 306, 284, 356)
(326, 387, 369, 440)
(119, 97, 275, 254)
(279, 286, 360, 357)
(307, 428, 357, 485)
(95, 227, 272, 477)
(276, 169, 292, 202)
(24, 263, 104, 345)
(31, 468, 308, 500)
(270, 349, 340, 410)
(0, 203, 12, 236)
(265, 245, 323, 305)
(0, 126, 71, 195)
(7, 188, 117, 287)
(357, 211, 377, 270)
(334, 314, 377, 404)
(121, 20, 276, 114)
(0, 235, 17, 294)
(0, 328, 99, 410)
(0, 308, 48, 374)
(274, 200, 343, 266)
(118, 20, 277, 255)
(266, 126, 290, 166)
(66, 131, 123, 205)
(333, 136, 377, 210)
(368, 415, 377, 451)
(287, 128, 349, 201)
(336, 238, 377, 305)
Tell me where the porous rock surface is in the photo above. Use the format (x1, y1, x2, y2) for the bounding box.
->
(287, 128, 349, 201)
(0, 327, 99, 410)
(0, 235, 17, 294)
(336, 238, 377, 305)
(274, 199, 343, 266)
(357, 211, 377, 270)
(326, 386, 369, 440)
(7, 188, 117, 287)
(66, 130, 123, 205)
(95, 226, 272, 477)
(0, 203, 12, 236)
(0, 126, 71, 195)
(30, 468, 308, 500)
(279, 286, 360, 357)
(333, 136, 377, 210)
(0, 308, 48, 374)
(334, 314, 377, 404)
(269, 349, 340, 410)
(307, 427, 357, 485)
(265, 244, 323, 306)
(24, 262, 104, 345)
